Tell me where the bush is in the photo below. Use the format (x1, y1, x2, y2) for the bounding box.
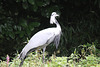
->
(0, 43, 100, 67)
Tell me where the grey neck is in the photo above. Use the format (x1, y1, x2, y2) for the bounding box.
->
(54, 19, 61, 30)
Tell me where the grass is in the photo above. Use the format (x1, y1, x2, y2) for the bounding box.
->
(0, 43, 100, 67)
(0, 52, 100, 67)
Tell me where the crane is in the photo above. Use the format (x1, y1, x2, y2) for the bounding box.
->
(18, 12, 62, 67)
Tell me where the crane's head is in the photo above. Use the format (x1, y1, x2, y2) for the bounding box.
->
(51, 12, 59, 17)
(50, 12, 59, 24)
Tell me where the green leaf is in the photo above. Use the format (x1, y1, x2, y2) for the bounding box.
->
(30, 5, 38, 12)
(16, 0, 21, 2)
(19, 31, 25, 38)
(22, 0, 27, 2)
(26, 28, 31, 36)
(30, 27, 34, 31)
(9, 32, 15, 39)
(28, 0, 35, 5)
(36, 0, 44, 7)
(20, 19, 27, 28)
(17, 26, 21, 31)
(28, 22, 40, 31)
(33, 5, 38, 12)
(45, 0, 50, 5)
(29, 22, 40, 27)
(22, 2, 28, 9)
(74, 48, 76, 54)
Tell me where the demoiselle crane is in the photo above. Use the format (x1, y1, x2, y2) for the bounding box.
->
(18, 12, 62, 67)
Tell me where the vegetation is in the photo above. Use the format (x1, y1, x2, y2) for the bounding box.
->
(1, 55, 100, 67)
(0, 43, 100, 67)
(0, 0, 100, 67)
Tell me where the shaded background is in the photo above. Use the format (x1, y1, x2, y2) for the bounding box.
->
(0, 0, 100, 60)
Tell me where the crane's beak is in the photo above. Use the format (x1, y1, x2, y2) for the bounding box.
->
(56, 14, 59, 17)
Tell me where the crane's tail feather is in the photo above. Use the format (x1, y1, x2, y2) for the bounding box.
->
(18, 51, 27, 67)
(18, 51, 26, 61)
(19, 58, 25, 67)
(18, 48, 37, 67)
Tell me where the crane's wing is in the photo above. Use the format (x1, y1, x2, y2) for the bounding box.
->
(54, 31, 62, 49)
(28, 28, 55, 49)
(19, 28, 55, 61)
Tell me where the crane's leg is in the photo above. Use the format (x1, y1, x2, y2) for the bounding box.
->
(43, 47, 46, 63)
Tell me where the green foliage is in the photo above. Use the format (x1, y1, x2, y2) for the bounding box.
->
(0, 49, 100, 67)
(79, 55, 100, 67)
